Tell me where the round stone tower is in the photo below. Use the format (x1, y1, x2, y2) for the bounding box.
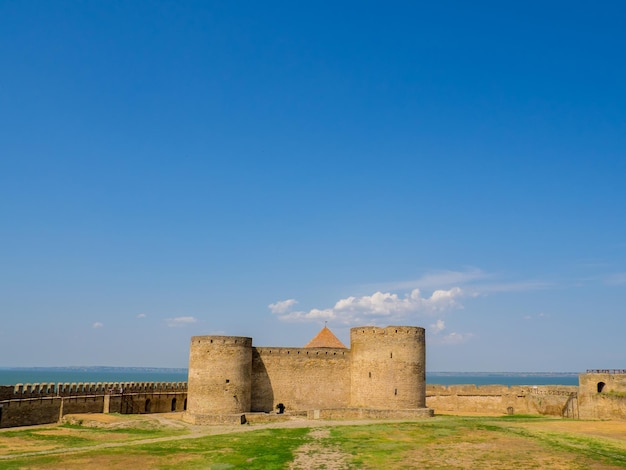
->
(350, 326, 426, 409)
(186, 335, 253, 416)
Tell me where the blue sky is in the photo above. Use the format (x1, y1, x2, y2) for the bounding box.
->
(1, 1, 625, 371)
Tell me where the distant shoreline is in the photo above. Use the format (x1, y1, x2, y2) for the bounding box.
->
(0, 366, 188, 372)
(0, 367, 581, 387)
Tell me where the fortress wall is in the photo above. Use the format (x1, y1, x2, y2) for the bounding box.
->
(251, 347, 350, 412)
(578, 373, 626, 419)
(578, 394, 626, 420)
(579, 372, 626, 396)
(0, 397, 62, 428)
(187, 336, 252, 415)
(350, 326, 426, 409)
(0, 382, 189, 428)
(108, 392, 187, 414)
(426, 384, 578, 416)
(5, 381, 187, 399)
(59, 395, 104, 415)
(0, 386, 14, 401)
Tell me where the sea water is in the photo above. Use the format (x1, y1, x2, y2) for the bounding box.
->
(0, 368, 579, 387)
(426, 372, 579, 386)
(0, 368, 188, 386)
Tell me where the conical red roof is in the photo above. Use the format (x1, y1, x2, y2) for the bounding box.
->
(304, 326, 347, 348)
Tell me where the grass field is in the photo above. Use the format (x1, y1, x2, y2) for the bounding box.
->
(1, 413, 626, 469)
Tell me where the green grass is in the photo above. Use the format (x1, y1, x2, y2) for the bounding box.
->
(134, 427, 311, 468)
(0, 421, 188, 457)
(2, 416, 626, 469)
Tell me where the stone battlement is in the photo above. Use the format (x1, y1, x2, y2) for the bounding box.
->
(191, 336, 253, 347)
(254, 347, 348, 356)
(1, 381, 187, 400)
(586, 369, 626, 374)
(350, 326, 425, 339)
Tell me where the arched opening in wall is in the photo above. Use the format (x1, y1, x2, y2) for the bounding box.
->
(183, 398, 187, 410)
(597, 382, 606, 393)
(171, 398, 177, 411)
(145, 399, 151, 413)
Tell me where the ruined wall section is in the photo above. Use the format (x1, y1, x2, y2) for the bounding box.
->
(426, 384, 578, 417)
(251, 347, 350, 412)
(578, 371, 626, 419)
(187, 336, 252, 416)
(350, 326, 426, 409)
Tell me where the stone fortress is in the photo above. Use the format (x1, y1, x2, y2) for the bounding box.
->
(2, 324, 626, 428)
(184, 325, 434, 423)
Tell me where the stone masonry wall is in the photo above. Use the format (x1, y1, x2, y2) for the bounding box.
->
(350, 326, 426, 409)
(251, 347, 350, 412)
(426, 384, 579, 417)
(578, 372, 626, 419)
(187, 336, 253, 415)
(0, 382, 188, 428)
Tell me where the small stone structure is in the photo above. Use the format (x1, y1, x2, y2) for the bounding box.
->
(578, 370, 626, 419)
(184, 325, 433, 423)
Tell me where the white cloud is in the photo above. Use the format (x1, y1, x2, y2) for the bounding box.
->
(166, 316, 197, 327)
(268, 299, 298, 314)
(440, 332, 474, 344)
(430, 319, 446, 334)
(92, 322, 104, 328)
(270, 287, 464, 326)
(137, 313, 147, 319)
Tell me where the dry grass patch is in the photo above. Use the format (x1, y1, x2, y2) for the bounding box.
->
(509, 419, 626, 443)
(2, 415, 626, 469)
(404, 430, 604, 470)
(0, 437, 59, 456)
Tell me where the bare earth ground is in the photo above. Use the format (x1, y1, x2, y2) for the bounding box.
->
(2, 412, 626, 469)
(289, 428, 351, 470)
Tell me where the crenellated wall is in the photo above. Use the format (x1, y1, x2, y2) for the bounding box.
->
(4, 381, 187, 399)
(0, 382, 188, 428)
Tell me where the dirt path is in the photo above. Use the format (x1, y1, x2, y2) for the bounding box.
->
(288, 428, 351, 470)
